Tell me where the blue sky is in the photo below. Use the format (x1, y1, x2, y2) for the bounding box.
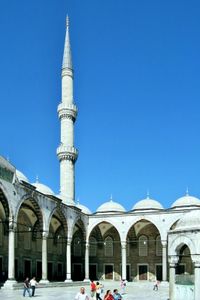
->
(1, 0, 200, 211)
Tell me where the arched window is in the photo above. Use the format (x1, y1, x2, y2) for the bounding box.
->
(156, 235, 162, 256)
(74, 237, 81, 256)
(104, 236, 113, 257)
(139, 235, 148, 256)
(89, 237, 97, 257)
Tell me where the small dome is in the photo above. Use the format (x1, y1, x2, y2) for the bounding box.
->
(171, 193, 200, 209)
(76, 203, 92, 215)
(16, 169, 29, 183)
(96, 198, 126, 213)
(132, 197, 163, 211)
(175, 210, 200, 230)
(32, 182, 54, 196)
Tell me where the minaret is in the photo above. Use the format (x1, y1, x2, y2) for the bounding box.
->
(57, 16, 78, 205)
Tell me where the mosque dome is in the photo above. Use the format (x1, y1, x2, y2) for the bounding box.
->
(16, 169, 29, 183)
(132, 196, 163, 211)
(96, 197, 126, 213)
(171, 191, 200, 209)
(76, 203, 92, 215)
(174, 210, 200, 231)
(32, 181, 54, 196)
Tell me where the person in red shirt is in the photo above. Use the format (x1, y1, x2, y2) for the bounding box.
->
(90, 280, 96, 298)
(104, 290, 114, 300)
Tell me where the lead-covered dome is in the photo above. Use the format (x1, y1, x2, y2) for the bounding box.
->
(96, 198, 126, 214)
(171, 192, 200, 209)
(32, 181, 54, 196)
(175, 210, 200, 231)
(16, 169, 29, 183)
(76, 203, 92, 215)
(132, 196, 163, 211)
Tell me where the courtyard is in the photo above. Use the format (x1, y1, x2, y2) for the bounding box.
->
(1, 281, 169, 300)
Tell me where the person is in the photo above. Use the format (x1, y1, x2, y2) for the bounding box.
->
(112, 289, 122, 300)
(23, 277, 31, 297)
(104, 290, 114, 300)
(30, 276, 38, 296)
(75, 287, 89, 300)
(153, 279, 160, 291)
(96, 281, 102, 300)
(120, 279, 126, 294)
(90, 280, 96, 298)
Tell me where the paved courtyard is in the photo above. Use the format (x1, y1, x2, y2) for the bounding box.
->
(0, 281, 169, 300)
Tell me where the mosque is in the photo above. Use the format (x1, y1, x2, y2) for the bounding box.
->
(1, 16, 200, 299)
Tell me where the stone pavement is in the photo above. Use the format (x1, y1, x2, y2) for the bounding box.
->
(0, 281, 169, 300)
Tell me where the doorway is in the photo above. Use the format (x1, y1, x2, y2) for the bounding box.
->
(105, 265, 113, 280)
(72, 264, 83, 281)
(89, 264, 97, 280)
(48, 262, 53, 281)
(36, 261, 42, 280)
(156, 265, 162, 281)
(138, 265, 148, 280)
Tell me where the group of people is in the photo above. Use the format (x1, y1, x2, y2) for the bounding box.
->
(23, 277, 38, 297)
(75, 279, 126, 300)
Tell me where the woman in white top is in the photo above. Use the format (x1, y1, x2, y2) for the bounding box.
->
(75, 287, 89, 300)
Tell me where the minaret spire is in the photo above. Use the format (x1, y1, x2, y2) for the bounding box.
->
(62, 15, 73, 70)
(57, 16, 78, 205)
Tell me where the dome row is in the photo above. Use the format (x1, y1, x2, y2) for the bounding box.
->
(16, 169, 200, 214)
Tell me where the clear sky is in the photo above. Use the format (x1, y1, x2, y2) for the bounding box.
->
(0, 0, 200, 212)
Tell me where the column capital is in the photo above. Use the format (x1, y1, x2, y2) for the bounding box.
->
(42, 232, 48, 239)
(191, 255, 200, 266)
(121, 241, 127, 249)
(168, 255, 179, 266)
(67, 237, 72, 246)
(161, 240, 167, 247)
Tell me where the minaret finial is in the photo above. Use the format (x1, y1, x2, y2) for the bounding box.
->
(66, 15, 69, 29)
(62, 15, 73, 70)
(36, 175, 39, 183)
(186, 187, 189, 196)
(146, 189, 150, 199)
(110, 194, 113, 201)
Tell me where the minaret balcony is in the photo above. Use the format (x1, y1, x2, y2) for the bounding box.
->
(57, 144, 78, 162)
(57, 103, 77, 121)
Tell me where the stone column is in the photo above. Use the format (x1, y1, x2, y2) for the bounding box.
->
(121, 241, 127, 280)
(2, 217, 17, 289)
(162, 240, 167, 281)
(194, 261, 200, 300)
(84, 242, 90, 282)
(169, 256, 178, 300)
(65, 238, 72, 282)
(40, 233, 49, 283)
(3, 220, 17, 289)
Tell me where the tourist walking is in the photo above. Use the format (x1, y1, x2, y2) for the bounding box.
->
(23, 277, 31, 297)
(112, 289, 122, 300)
(153, 279, 160, 291)
(104, 290, 114, 300)
(120, 279, 126, 294)
(30, 276, 38, 296)
(96, 281, 102, 300)
(90, 280, 96, 298)
(75, 287, 89, 300)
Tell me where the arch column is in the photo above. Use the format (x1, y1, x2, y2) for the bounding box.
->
(168, 256, 178, 300)
(40, 232, 49, 283)
(121, 241, 127, 280)
(162, 240, 167, 281)
(84, 242, 90, 282)
(193, 260, 200, 300)
(65, 237, 72, 282)
(3, 219, 17, 289)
